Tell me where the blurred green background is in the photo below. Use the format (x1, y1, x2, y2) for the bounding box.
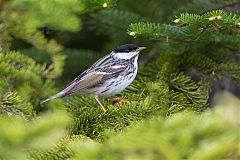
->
(0, 0, 239, 159)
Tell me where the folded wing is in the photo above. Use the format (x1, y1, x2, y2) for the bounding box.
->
(40, 62, 128, 104)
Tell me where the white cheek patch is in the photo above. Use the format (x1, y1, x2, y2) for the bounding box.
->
(115, 52, 139, 59)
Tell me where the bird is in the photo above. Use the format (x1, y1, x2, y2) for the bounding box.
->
(41, 44, 146, 112)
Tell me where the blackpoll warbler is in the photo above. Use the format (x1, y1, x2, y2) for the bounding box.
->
(41, 44, 146, 112)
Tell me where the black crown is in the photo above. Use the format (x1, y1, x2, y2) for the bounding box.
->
(114, 44, 139, 53)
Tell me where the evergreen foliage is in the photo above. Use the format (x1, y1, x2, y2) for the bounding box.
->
(0, 0, 239, 159)
(98, 98, 239, 160)
(0, 110, 70, 159)
(0, 49, 57, 115)
(24, 95, 240, 159)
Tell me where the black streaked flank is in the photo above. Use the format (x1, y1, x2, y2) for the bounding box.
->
(125, 71, 133, 76)
(106, 81, 115, 88)
(101, 88, 109, 93)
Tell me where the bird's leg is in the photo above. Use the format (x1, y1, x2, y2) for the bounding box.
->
(111, 97, 129, 104)
(94, 95, 107, 113)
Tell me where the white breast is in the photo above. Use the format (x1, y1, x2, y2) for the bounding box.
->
(92, 56, 138, 98)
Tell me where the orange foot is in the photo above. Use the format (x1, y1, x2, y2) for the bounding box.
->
(111, 97, 129, 104)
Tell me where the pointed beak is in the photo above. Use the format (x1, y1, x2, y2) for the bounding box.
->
(137, 47, 147, 52)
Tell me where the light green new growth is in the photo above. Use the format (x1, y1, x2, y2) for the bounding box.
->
(0, 0, 239, 159)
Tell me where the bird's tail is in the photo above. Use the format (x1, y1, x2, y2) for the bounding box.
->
(40, 91, 65, 104)
(40, 81, 76, 104)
